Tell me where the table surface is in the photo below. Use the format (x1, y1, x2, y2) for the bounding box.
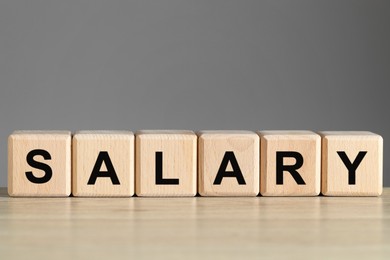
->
(0, 188, 389, 259)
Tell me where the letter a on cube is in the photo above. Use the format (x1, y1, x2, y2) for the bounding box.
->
(72, 131, 134, 197)
(198, 131, 259, 196)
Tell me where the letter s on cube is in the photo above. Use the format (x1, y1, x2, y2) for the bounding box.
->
(8, 131, 71, 197)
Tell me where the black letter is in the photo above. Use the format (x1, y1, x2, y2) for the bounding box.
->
(337, 151, 367, 185)
(276, 151, 306, 185)
(25, 149, 52, 184)
(87, 151, 120, 185)
(155, 152, 179, 185)
(213, 151, 246, 185)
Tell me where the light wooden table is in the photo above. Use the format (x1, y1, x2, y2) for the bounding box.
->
(0, 188, 389, 259)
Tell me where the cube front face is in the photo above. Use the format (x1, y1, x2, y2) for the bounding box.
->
(8, 131, 71, 197)
(198, 131, 259, 196)
(72, 131, 134, 197)
(320, 132, 383, 196)
(135, 131, 197, 197)
(259, 131, 321, 196)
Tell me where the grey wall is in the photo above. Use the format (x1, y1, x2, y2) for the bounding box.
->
(0, 0, 389, 187)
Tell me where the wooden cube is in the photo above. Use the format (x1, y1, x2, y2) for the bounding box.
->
(258, 131, 321, 196)
(8, 131, 71, 197)
(198, 131, 259, 196)
(319, 131, 383, 196)
(135, 130, 197, 196)
(72, 131, 134, 197)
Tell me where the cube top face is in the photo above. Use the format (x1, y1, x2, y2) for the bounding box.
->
(319, 131, 380, 138)
(258, 131, 321, 196)
(198, 130, 258, 136)
(136, 130, 195, 136)
(74, 131, 134, 141)
(75, 130, 134, 137)
(11, 130, 71, 138)
(72, 131, 134, 197)
(136, 130, 197, 143)
(319, 131, 383, 196)
(136, 131, 197, 197)
(198, 131, 259, 196)
(260, 130, 320, 140)
(8, 131, 71, 197)
(198, 130, 259, 142)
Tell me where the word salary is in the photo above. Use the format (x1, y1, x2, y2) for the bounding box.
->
(8, 130, 383, 197)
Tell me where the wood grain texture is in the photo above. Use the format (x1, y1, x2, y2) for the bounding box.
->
(198, 130, 259, 196)
(135, 130, 197, 196)
(72, 131, 134, 197)
(0, 187, 389, 260)
(319, 131, 383, 196)
(258, 131, 321, 196)
(8, 131, 71, 197)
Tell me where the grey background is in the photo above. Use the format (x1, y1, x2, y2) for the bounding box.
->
(0, 0, 389, 187)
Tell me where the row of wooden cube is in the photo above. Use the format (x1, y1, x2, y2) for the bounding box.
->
(8, 130, 383, 197)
